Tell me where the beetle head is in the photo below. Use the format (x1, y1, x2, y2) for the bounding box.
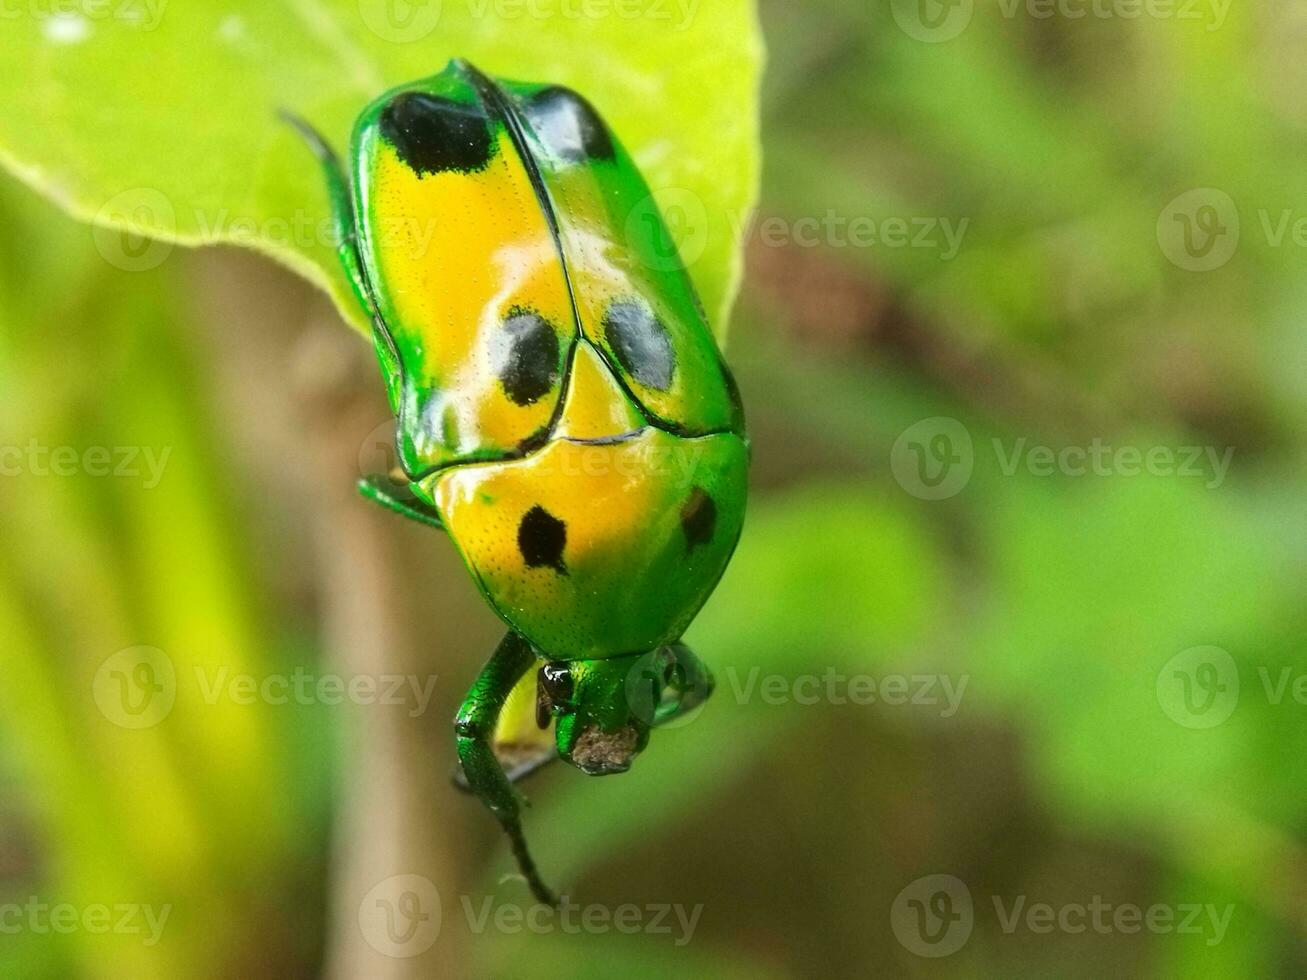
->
(537, 644, 714, 775)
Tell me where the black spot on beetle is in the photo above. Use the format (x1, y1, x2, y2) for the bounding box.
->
(603, 300, 675, 391)
(523, 86, 615, 164)
(519, 506, 567, 573)
(379, 92, 495, 176)
(680, 487, 716, 552)
(497, 309, 561, 406)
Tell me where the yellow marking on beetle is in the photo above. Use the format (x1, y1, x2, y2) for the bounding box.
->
(362, 130, 576, 458)
(554, 341, 645, 441)
(495, 667, 554, 751)
(427, 429, 748, 659)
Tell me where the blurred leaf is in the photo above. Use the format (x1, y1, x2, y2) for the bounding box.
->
(0, 177, 326, 979)
(969, 466, 1307, 922)
(483, 929, 785, 979)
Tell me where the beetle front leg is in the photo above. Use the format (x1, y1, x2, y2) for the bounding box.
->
(656, 642, 716, 726)
(358, 473, 445, 530)
(455, 631, 558, 906)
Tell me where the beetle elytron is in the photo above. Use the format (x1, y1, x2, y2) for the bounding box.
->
(287, 59, 747, 905)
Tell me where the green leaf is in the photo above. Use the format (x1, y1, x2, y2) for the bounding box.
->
(0, 2, 763, 340)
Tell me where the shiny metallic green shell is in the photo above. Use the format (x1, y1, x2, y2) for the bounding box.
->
(351, 60, 749, 659)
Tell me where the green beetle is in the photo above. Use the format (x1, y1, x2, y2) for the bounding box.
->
(287, 59, 747, 905)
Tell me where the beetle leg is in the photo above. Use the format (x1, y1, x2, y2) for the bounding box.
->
(454, 661, 557, 791)
(357, 474, 444, 530)
(452, 742, 556, 792)
(278, 109, 377, 321)
(455, 632, 558, 906)
(655, 642, 716, 726)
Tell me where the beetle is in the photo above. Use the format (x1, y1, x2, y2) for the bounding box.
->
(285, 58, 747, 905)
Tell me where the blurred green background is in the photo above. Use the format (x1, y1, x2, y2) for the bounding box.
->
(3, 0, 1307, 976)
